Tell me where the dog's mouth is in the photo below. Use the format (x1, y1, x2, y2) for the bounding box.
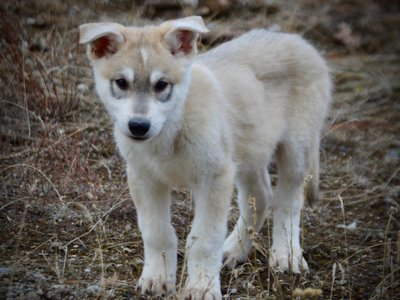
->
(130, 136, 149, 142)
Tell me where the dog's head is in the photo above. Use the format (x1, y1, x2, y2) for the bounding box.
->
(79, 16, 208, 141)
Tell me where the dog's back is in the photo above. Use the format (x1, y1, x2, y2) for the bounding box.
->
(198, 29, 328, 84)
(197, 29, 331, 116)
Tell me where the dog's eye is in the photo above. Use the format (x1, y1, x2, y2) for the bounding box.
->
(154, 80, 169, 93)
(115, 78, 129, 90)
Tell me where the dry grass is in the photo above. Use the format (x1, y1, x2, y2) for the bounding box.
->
(1, 0, 399, 299)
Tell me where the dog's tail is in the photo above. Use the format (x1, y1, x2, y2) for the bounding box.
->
(305, 138, 320, 208)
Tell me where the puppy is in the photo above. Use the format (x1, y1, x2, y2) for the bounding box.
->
(79, 16, 331, 299)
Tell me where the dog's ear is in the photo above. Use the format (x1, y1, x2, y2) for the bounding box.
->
(79, 23, 125, 59)
(161, 16, 209, 58)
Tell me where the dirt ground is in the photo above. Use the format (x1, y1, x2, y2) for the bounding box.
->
(1, 0, 399, 299)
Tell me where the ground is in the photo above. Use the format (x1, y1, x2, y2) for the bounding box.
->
(0, 0, 399, 299)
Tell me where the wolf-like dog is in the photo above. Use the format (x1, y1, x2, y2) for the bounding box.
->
(79, 16, 331, 299)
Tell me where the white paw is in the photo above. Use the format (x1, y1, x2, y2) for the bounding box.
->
(222, 233, 252, 268)
(138, 274, 175, 296)
(269, 250, 309, 273)
(184, 277, 221, 300)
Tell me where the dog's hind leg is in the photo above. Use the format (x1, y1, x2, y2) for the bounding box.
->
(269, 139, 311, 273)
(223, 168, 272, 267)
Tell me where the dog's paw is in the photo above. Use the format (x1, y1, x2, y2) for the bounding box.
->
(137, 275, 175, 297)
(222, 233, 252, 268)
(268, 251, 309, 274)
(184, 288, 221, 300)
(184, 277, 221, 300)
(222, 249, 247, 269)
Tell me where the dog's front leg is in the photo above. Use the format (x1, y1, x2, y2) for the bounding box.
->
(127, 168, 177, 296)
(184, 165, 234, 300)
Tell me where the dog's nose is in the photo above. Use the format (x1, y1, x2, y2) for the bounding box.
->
(128, 118, 150, 138)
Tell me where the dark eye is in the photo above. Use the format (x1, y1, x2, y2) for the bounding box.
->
(154, 80, 169, 93)
(115, 78, 128, 90)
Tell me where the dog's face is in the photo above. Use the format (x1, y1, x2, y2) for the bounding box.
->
(79, 17, 208, 141)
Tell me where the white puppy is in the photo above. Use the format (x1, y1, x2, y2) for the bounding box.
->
(80, 16, 331, 299)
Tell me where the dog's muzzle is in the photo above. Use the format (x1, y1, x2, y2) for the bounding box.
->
(128, 117, 151, 140)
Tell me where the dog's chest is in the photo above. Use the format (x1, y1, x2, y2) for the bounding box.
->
(139, 149, 200, 187)
(116, 129, 223, 188)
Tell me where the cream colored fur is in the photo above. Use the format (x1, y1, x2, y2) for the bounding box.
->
(80, 16, 331, 300)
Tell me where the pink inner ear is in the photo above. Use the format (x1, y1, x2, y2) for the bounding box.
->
(177, 30, 195, 55)
(91, 36, 116, 58)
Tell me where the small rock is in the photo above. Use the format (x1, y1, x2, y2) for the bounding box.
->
(0, 267, 12, 276)
(51, 284, 66, 289)
(30, 36, 48, 52)
(125, 223, 132, 231)
(121, 246, 134, 253)
(337, 221, 357, 230)
(33, 272, 47, 282)
(384, 149, 399, 163)
(335, 279, 348, 285)
(87, 284, 101, 295)
(25, 18, 36, 26)
(49, 241, 63, 251)
(77, 83, 89, 95)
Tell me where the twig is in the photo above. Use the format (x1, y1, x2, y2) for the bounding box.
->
(1, 124, 100, 160)
(62, 198, 128, 248)
(0, 163, 64, 204)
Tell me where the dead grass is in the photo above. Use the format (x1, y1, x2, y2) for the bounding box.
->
(1, 0, 399, 299)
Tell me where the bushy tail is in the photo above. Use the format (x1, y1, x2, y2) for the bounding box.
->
(305, 139, 320, 208)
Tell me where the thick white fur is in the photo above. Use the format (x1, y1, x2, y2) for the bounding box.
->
(80, 16, 331, 300)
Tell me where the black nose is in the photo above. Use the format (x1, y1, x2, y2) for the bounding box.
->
(128, 118, 150, 138)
